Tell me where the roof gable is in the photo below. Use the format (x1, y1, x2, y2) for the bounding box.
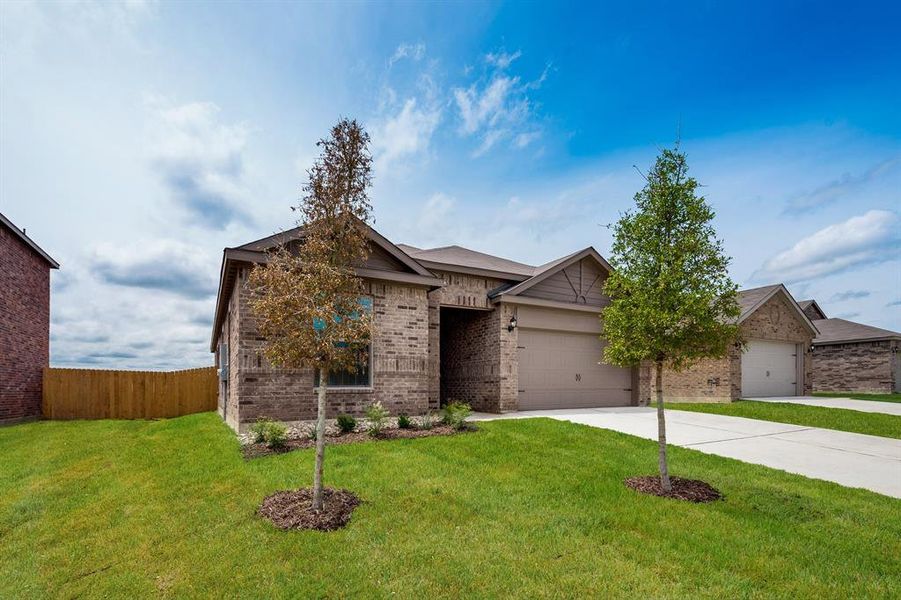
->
(0, 212, 59, 269)
(491, 247, 613, 302)
(737, 284, 818, 335)
(798, 299, 827, 320)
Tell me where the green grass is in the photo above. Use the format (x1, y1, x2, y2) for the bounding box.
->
(1, 414, 899, 599)
(814, 392, 901, 404)
(666, 400, 901, 439)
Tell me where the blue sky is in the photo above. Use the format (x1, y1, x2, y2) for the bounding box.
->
(1, 1, 899, 369)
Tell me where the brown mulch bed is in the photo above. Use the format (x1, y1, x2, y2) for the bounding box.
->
(624, 476, 723, 503)
(242, 424, 476, 459)
(258, 487, 361, 531)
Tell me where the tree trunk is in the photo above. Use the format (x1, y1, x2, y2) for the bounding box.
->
(655, 360, 672, 492)
(312, 369, 328, 510)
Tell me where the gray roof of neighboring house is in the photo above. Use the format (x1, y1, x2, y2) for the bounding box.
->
(0, 212, 59, 269)
(812, 318, 901, 345)
(396, 244, 537, 278)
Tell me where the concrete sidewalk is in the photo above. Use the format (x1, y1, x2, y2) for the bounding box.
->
(472, 407, 901, 498)
(746, 395, 901, 416)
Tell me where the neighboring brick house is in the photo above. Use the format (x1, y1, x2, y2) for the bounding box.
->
(640, 284, 818, 403)
(0, 212, 59, 424)
(799, 300, 900, 394)
(211, 223, 635, 431)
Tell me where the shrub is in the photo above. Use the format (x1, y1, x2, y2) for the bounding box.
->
(442, 401, 472, 431)
(250, 417, 288, 449)
(365, 401, 390, 437)
(336, 414, 357, 434)
(397, 413, 412, 429)
(419, 410, 434, 430)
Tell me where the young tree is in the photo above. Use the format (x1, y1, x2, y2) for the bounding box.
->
(248, 119, 373, 510)
(602, 145, 740, 492)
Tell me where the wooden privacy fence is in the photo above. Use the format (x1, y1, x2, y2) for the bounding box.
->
(42, 367, 218, 420)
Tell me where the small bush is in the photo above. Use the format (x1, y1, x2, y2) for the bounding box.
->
(250, 417, 288, 449)
(442, 401, 472, 431)
(336, 414, 357, 434)
(366, 401, 390, 437)
(397, 413, 412, 429)
(419, 410, 434, 430)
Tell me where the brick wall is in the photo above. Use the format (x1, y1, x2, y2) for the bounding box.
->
(811, 340, 898, 394)
(428, 270, 509, 410)
(0, 226, 51, 423)
(220, 268, 430, 430)
(639, 292, 813, 403)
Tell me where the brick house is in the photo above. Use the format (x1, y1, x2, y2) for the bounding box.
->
(1, 212, 59, 424)
(799, 300, 901, 394)
(210, 225, 817, 431)
(640, 284, 818, 403)
(211, 223, 636, 431)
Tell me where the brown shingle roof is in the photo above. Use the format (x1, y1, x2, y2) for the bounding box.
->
(396, 244, 536, 277)
(812, 318, 901, 345)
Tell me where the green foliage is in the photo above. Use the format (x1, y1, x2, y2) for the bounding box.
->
(397, 413, 412, 429)
(336, 414, 357, 434)
(442, 402, 472, 431)
(419, 410, 434, 430)
(602, 145, 741, 371)
(250, 417, 288, 449)
(365, 401, 390, 437)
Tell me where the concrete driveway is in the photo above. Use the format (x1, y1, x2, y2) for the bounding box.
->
(746, 395, 901, 416)
(472, 407, 901, 498)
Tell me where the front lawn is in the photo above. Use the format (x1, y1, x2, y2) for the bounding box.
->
(666, 400, 901, 439)
(814, 391, 901, 404)
(1, 414, 899, 598)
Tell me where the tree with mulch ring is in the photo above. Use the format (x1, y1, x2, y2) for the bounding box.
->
(247, 117, 373, 520)
(259, 488, 362, 531)
(603, 143, 740, 499)
(625, 476, 722, 503)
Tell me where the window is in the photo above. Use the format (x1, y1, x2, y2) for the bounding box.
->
(314, 296, 373, 388)
(314, 346, 371, 388)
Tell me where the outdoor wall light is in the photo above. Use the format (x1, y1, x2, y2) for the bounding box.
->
(508, 315, 518, 332)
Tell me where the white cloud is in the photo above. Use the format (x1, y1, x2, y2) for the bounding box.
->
(372, 97, 442, 173)
(452, 52, 546, 157)
(416, 193, 456, 231)
(485, 49, 521, 69)
(752, 210, 900, 283)
(147, 99, 254, 228)
(389, 42, 425, 67)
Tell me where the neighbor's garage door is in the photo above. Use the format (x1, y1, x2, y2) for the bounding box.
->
(741, 340, 799, 397)
(517, 328, 632, 409)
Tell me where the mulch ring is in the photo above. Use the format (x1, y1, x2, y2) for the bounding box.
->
(624, 476, 723, 503)
(242, 424, 476, 459)
(259, 487, 361, 531)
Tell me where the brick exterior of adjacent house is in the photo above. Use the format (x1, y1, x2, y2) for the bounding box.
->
(811, 340, 899, 394)
(0, 223, 55, 423)
(217, 266, 430, 431)
(638, 291, 814, 403)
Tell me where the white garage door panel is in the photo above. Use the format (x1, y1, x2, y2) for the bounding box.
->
(518, 329, 632, 409)
(741, 340, 798, 397)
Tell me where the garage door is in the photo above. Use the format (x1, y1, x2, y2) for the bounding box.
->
(517, 328, 632, 409)
(741, 340, 798, 397)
